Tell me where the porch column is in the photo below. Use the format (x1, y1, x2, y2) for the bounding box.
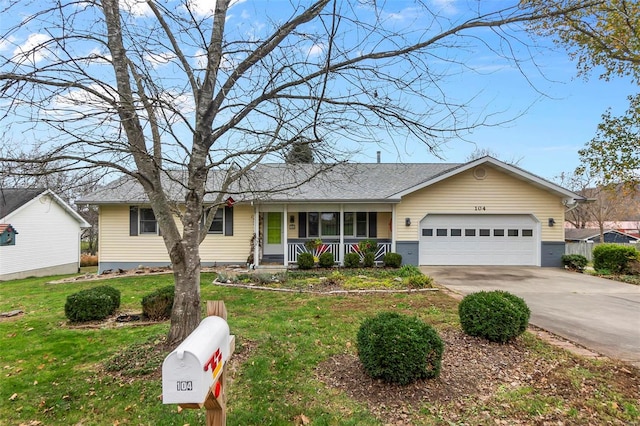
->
(391, 204, 397, 253)
(253, 204, 260, 267)
(339, 204, 345, 265)
(283, 205, 289, 267)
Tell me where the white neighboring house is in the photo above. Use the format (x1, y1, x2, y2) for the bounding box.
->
(0, 188, 90, 281)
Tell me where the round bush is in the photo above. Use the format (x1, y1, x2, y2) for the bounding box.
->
(458, 291, 530, 343)
(318, 251, 335, 268)
(363, 252, 375, 268)
(383, 252, 402, 268)
(65, 287, 118, 323)
(592, 243, 639, 274)
(344, 252, 361, 268)
(357, 312, 444, 385)
(141, 285, 175, 321)
(93, 285, 121, 311)
(297, 252, 315, 269)
(561, 254, 588, 272)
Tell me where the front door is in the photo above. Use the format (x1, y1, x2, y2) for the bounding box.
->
(263, 212, 283, 255)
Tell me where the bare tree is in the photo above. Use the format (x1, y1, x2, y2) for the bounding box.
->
(0, 0, 598, 345)
(556, 171, 638, 240)
(464, 147, 523, 165)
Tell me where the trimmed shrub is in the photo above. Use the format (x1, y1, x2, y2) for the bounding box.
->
(406, 274, 433, 288)
(93, 285, 121, 311)
(363, 252, 375, 268)
(357, 312, 444, 385)
(318, 251, 335, 268)
(397, 264, 422, 277)
(344, 252, 361, 268)
(592, 243, 639, 274)
(65, 285, 120, 323)
(141, 285, 174, 321)
(561, 254, 588, 272)
(458, 290, 530, 343)
(383, 252, 402, 268)
(297, 252, 315, 270)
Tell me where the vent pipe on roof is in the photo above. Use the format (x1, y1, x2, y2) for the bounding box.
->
(376, 151, 381, 163)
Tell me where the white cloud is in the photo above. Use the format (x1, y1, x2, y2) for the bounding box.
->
(381, 6, 423, 21)
(120, 0, 152, 17)
(145, 51, 177, 68)
(0, 35, 16, 52)
(84, 47, 112, 65)
(185, 0, 247, 18)
(307, 43, 325, 58)
(12, 33, 52, 65)
(431, 0, 458, 15)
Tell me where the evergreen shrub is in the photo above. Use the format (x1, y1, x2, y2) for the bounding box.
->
(592, 243, 639, 274)
(383, 252, 402, 268)
(318, 251, 335, 268)
(357, 312, 444, 385)
(344, 252, 361, 268)
(65, 285, 120, 322)
(141, 285, 174, 321)
(561, 254, 588, 272)
(458, 290, 530, 343)
(363, 252, 375, 268)
(297, 252, 315, 270)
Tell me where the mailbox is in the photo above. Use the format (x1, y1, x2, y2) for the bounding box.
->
(162, 316, 231, 405)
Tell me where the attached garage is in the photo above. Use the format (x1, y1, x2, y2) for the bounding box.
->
(419, 214, 540, 266)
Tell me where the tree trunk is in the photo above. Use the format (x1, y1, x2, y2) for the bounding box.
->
(167, 238, 202, 347)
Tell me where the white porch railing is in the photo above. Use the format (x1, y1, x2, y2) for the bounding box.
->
(344, 242, 391, 263)
(288, 241, 392, 264)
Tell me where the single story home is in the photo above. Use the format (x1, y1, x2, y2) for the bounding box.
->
(0, 188, 91, 281)
(77, 157, 584, 272)
(565, 228, 640, 244)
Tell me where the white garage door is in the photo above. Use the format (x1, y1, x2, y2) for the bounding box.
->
(419, 214, 539, 266)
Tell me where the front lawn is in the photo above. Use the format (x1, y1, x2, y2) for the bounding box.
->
(0, 270, 638, 425)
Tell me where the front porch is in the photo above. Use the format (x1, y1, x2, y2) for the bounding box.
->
(253, 204, 397, 268)
(287, 239, 392, 265)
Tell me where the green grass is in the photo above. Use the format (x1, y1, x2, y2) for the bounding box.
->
(1, 271, 638, 425)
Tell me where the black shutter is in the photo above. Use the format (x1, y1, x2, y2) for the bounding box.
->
(298, 212, 307, 238)
(368, 212, 377, 238)
(224, 206, 234, 236)
(129, 206, 138, 236)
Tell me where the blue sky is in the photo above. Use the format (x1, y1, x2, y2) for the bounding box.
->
(0, 0, 636, 183)
(369, 63, 635, 182)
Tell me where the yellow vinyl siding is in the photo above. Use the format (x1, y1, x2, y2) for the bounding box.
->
(396, 166, 565, 242)
(377, 211, 392, 239)
(99, 204, 253, 263)
(200, 205, 253, 263)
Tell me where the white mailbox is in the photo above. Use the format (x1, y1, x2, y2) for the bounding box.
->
(162, 316, 231, 405)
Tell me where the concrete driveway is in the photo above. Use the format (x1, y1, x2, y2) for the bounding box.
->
(422, 266, 640, 367)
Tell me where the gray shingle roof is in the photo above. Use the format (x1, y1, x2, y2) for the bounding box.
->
(77, 163, 463, 204)
(0, 188, 47, 218)
(565, 228, 639, 241)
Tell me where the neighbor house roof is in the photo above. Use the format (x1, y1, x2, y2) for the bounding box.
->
(0, 188, 91, 228)
(565, 228, 640, 242)
(77, 157, 585, 205)
(0, 188, 47, 218)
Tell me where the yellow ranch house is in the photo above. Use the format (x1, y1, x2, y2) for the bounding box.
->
(77, 157, 584, 273)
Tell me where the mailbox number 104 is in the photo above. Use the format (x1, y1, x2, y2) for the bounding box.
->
(177, 380, 193, 391)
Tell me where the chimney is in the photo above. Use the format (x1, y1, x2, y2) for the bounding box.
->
(376, 151, 381, 163)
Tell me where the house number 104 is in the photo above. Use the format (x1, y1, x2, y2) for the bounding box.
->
(474, 206, 486, 211)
